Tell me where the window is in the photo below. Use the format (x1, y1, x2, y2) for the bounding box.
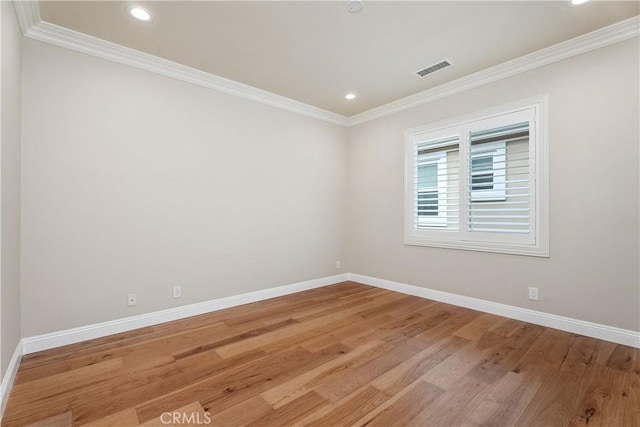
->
(417, 150, 448, 227)
(405, 96, 548, 256)
(470, 141, 505, 201)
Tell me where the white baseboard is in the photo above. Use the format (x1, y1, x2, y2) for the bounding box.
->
(18, 271, 640, 355)
(21, 273, 349, 354)
(349, 273, 640, 348)
(6, 271, 635, 421)
(0, 341, 23, 419)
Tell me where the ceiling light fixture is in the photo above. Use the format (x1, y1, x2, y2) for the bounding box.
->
(571, 0, 590, 5)
(128, 6, 152, 21)
(347, 0, 364, 14)
(345, 93, 357, 100)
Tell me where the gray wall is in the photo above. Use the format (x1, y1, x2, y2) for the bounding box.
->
(1, 1, 22, 378)
(16, 29, 640, 339)
(347, 38, 640, 331)
(21, 39, 348, 336)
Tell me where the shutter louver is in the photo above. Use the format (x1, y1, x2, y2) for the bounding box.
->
(468, 122, 531, 234)
(405, 98, 546, 256)
(414, 135, 460, 230)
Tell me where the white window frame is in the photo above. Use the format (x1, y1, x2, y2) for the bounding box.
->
(404, 95, 549, 257)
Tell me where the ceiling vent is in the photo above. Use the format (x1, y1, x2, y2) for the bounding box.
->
(416, 60, 453, 77)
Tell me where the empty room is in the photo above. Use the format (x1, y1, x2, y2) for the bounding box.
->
(0, 0, 639, 426)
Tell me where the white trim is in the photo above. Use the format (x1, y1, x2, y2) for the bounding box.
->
(20, 22, 348, 126)
(0, 341, 23, 420)
(12, 0, 40, 35)
(21, 274, 349, 354)
(9, 270, 639, 365)
(11, 1, 640, 127)
(404, 95, 549, 257)
(347, 16, 640, 126)
(348, 273, 640, 348)
(0, 275, 635, 421)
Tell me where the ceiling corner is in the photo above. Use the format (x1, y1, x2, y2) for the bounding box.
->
(13, 0, 41, 35)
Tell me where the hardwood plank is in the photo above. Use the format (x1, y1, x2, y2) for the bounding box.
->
(19, 321, 231, 380)
(607, 344, 637, 373)
(140, 402, 208, 426)
(136, 343, 349, 422)
(13, 360, 73, 387)
(4, 348, 265, 426)
(570, 365, 628, 426)
(561, 336, 600, 376)
(207, 395, 273, 427)
(467, 323, 545, 384)
(171, 318, 297, 360)
(251, 391, 328, 426)
(365, 381, 443, 427)
(9, 358, 125, 406)
(299, 314, 395, 352)
(401, 304, 465, 338)
(419, 317, 529, 390)
(463, 328, 574, 426)
(215, 292, 405, 358)
(410, 375, 491, 426)
(314, 335, 429, 402)
(3, 282, 636, 427)
(261, 339, 383, 408)
(453, 312, 505, 341)
(515, 370, 583, 426)
(26, 412, 72, 427)
(510, 327, 576, 377)
(338, 311, 427, 350)
(19, 327, 156, 369)
(371, 335, 469, 395)
(468, 371, 543, 427)
(83, 408, 140, 427)
(623, 369, 640, 426)
(383, 295, 437, 318)
(305, 386, 392, 427)
(413, 307, 484, 344)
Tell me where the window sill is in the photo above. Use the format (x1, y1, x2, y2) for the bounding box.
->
(404, 236, 549, 257)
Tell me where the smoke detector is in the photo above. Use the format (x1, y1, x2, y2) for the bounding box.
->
(347, 0, 364, 13)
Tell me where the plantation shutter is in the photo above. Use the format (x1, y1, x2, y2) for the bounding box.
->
(465, 110, 535, 243)
(413, 134, 460, 230)
(405, 98, 546, 256)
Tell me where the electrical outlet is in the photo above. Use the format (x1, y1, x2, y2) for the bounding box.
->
(127, 293, 137, 307)
(528, 287, 539, 301)
(173, 286, 181, 299)
(335, 261, 341, 269)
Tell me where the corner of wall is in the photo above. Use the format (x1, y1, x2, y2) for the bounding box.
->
(0, 0, 23, 382)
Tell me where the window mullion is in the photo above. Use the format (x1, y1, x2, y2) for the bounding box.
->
(459, 127, 470, 241)
(404, 95, 548, 257)
(529, 113, 537, 242)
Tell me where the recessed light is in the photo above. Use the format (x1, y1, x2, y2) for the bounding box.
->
(128, 6, 152, 22)
(345, 93, 357, 100)
(571, 0, 589, 5)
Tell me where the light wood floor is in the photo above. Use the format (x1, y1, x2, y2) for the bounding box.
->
(3, 282, 639, 426)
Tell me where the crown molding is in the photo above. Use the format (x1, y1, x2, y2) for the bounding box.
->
(12, 1, 639, 128)
(15, 1, 348, 126)
(12, 0, 40, 35)
(346, 15, 640, 126)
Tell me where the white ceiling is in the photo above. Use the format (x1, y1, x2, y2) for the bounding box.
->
(38, 1, 639, 116)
